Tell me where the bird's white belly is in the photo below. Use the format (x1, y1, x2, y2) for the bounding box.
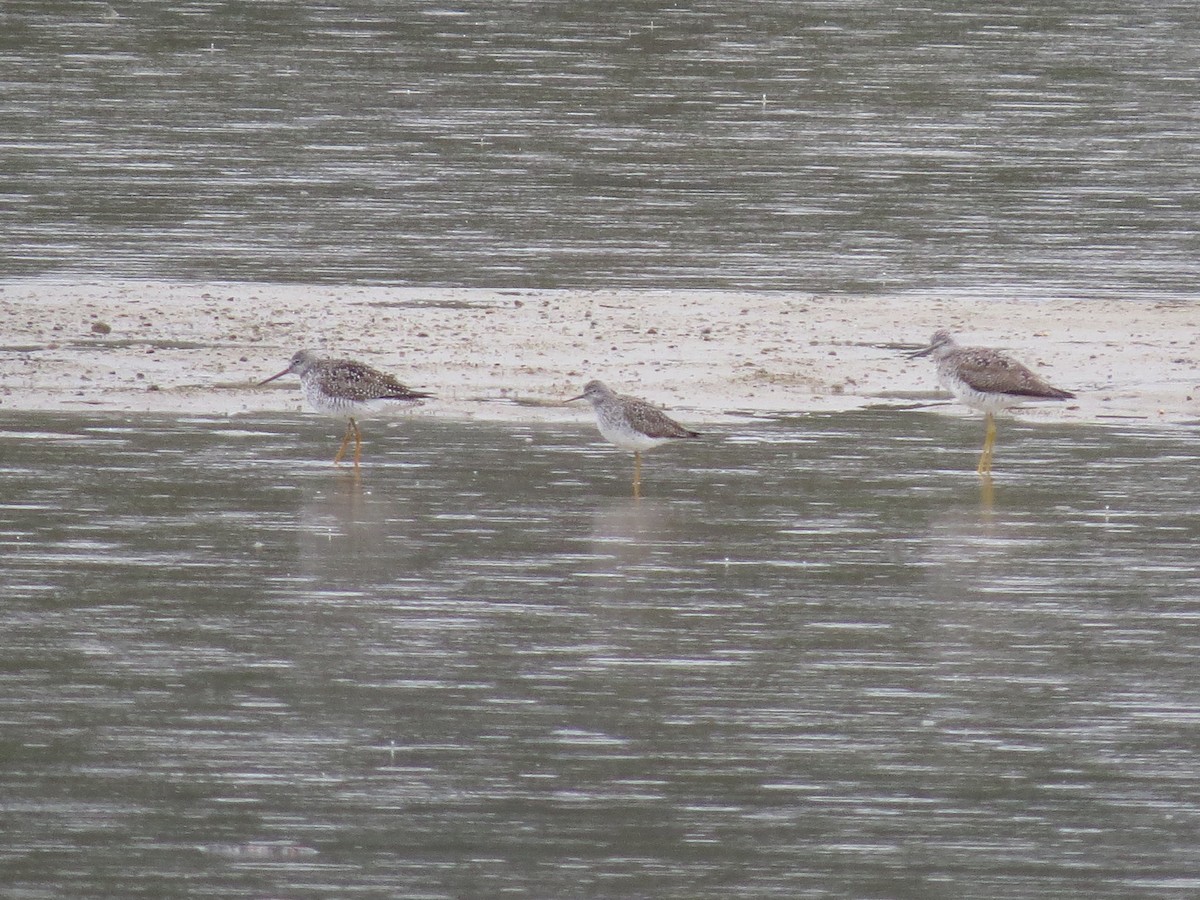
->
(596, 415, 669, 452)
(301, 381, 354, 416)
(938, 371, 1019, 415)
(301, 380, 416, 418)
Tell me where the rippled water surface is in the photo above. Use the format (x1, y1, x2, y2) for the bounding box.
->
(2, 411, 1199, 897)
(3, 1, 1199, 295)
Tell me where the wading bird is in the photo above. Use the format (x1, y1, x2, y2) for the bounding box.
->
(910, 330, 1075, 476)
(570, 379, 700, 497)
(258, 350, 431, 469)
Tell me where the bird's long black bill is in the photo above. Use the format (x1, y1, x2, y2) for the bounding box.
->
(257, 368, 290, 386)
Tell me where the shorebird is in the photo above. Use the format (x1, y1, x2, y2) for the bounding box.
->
(258, 350, 432, 469)
(569, 380, 700, 497)
(910, 329, 1075, 476)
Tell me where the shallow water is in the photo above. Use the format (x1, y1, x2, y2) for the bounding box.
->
(2, 411, 1199, 897)
(3, 1, 1199, 297)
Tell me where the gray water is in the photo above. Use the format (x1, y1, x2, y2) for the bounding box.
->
(2, 410, 1199, 897)
(3, 1, 1199, 296)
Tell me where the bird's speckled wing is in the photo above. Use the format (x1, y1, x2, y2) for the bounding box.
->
(319, 359, 432, 402)
(950, 348, 1074, 399)
(620, 395, 700, 439)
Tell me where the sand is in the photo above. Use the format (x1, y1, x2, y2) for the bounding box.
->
(1, 278, 1197, 427)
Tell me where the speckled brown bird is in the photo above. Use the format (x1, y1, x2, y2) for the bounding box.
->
(570, 380, 700, 497)
(910, 330, 1075, 475)
(258, 350, 431, 469)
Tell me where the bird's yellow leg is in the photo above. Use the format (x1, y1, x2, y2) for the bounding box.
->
(976, 413, 997, 476)
(352, 418, 363, 469)
(632, 451, 643, 499)
(333, 418, 355, 466)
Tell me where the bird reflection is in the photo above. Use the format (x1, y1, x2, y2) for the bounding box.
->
(979, 473, 995, 511)
(295, 474, 396, 579)
(589, 497, 669, 568)
(920, 496, 1023, 595)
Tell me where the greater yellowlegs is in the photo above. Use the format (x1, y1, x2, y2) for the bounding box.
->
(910, 329, 1075, 475)
(569, 380, 700, 497)
(258, 350, 432, 468)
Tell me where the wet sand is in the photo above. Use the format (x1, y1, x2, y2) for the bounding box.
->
(1, 278, 1198, 427)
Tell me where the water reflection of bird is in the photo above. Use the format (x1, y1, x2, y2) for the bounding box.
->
(910, 330, 1075, 476)
(258, 350, 432, 469)
(569, 380, 700, 498)
(590, 497, 668, 567)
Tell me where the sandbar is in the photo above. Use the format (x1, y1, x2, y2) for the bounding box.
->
(1, 278, 1197, 428)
